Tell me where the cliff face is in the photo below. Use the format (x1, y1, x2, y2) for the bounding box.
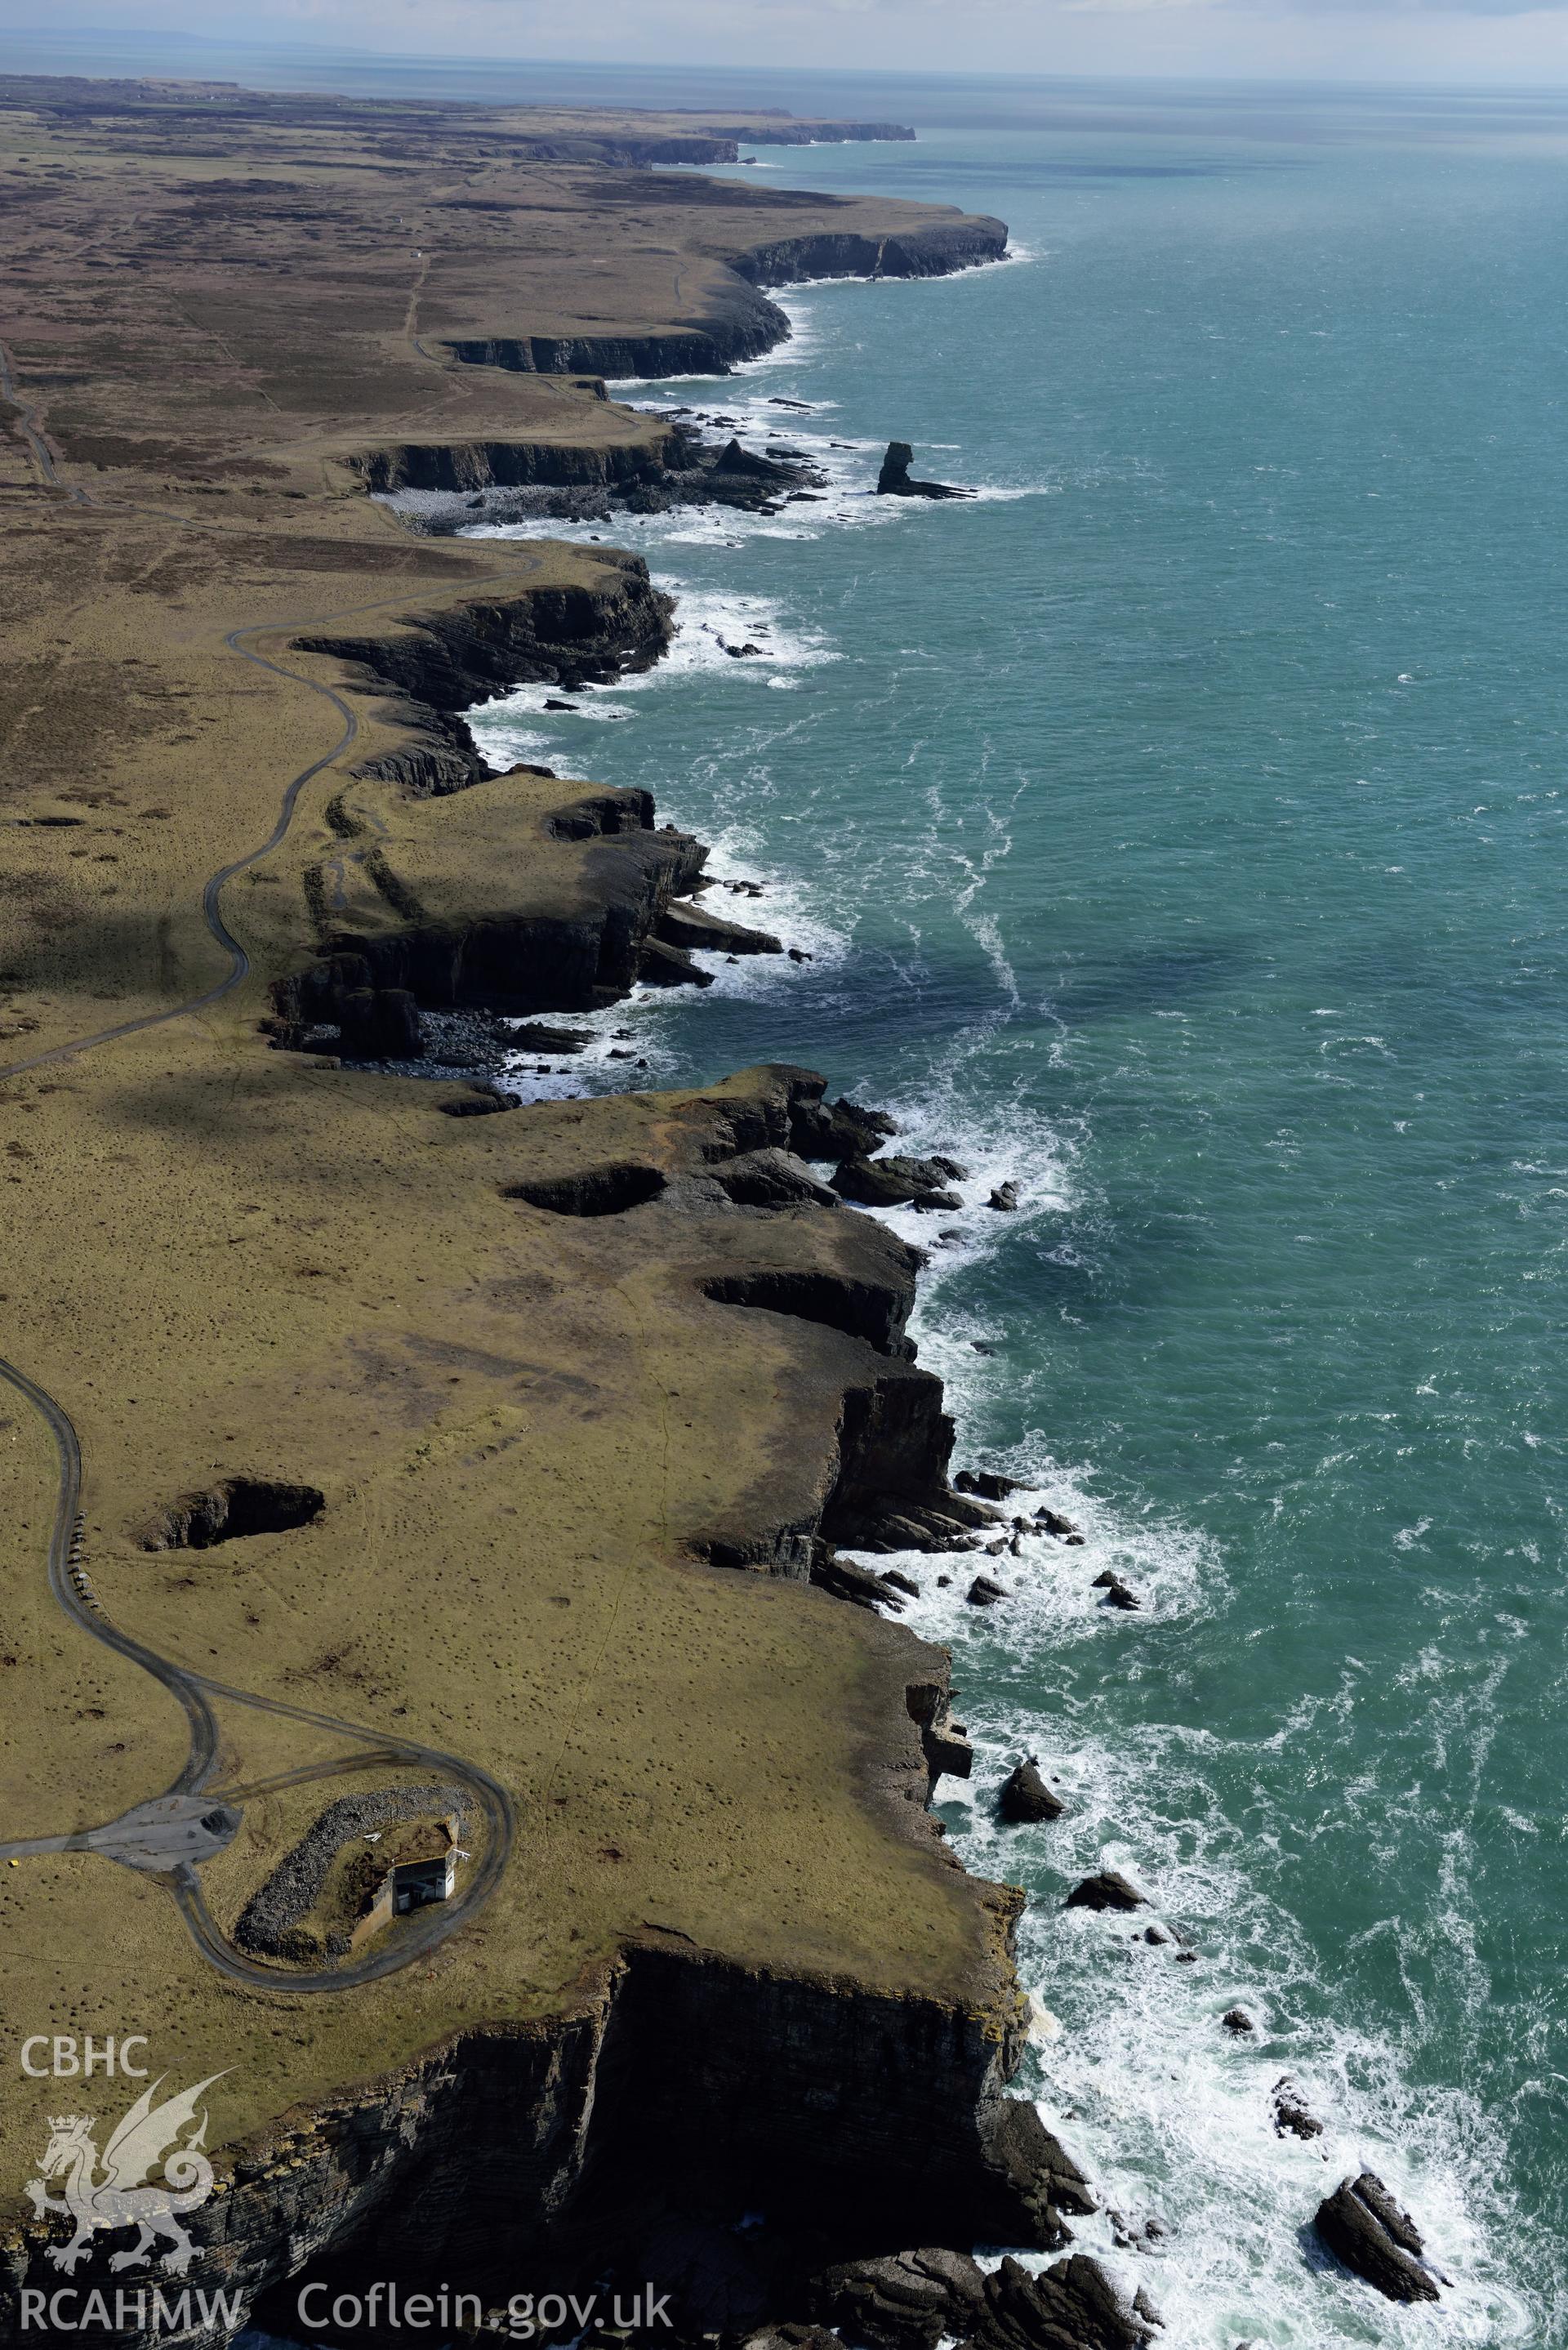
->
(445, 305, 789, 383)
(2, 1938, 1080, 2346)
(297, 554, 674, 711)
(445, 216, 1009, 381)
(731, 218, 1011, 288)
(293, 555, 674, 798)
(270, 784, 713, 1050)
(740, 121, 917, 149)
(350, 431, 682, 497)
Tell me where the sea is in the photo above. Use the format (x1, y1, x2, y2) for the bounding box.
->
(38, 33, 1562, 2346)
(457, 76, 1568, 2350)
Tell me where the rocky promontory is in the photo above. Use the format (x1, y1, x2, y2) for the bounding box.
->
(443, 216, 1008, 381)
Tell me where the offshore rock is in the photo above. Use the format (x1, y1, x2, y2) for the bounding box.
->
(1272, 2077, 1324, 2141)
(1035, 1507, 1079, 1540)
(1314, 2173, 1442, 2304)
(832, 1155, 967, 1209)
(1066, 1872, 1147, 1914)
(657, 899, 783, 955)
(997, 1760, 1064, 1826)
(1092, 1571, 1141, 1611)
(876, 442, 973, 501)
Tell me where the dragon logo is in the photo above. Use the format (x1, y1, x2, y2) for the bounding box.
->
(26, 2073, 225, 2276)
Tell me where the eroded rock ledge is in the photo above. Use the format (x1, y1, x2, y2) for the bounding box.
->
(359, 421, 828, 528)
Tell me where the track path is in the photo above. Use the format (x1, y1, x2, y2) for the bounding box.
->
(0, 348, 536, 1987)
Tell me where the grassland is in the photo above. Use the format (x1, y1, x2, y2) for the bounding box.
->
(0, 72, 1018, 2277)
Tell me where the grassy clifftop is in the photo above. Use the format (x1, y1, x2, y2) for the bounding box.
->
(0, 77, 1048, 2334)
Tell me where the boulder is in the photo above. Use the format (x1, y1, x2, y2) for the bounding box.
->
(508, 1021, 591, 1054)
(1221, 2008, 1255, 2036)
(810, 1552, 902, 1612)
(1091, 1571, 1140, 1611)
(998, 1759, 1064, 1825)
(657, 901, 782, 956)
(711, 435, 796, 484)
(711, 1148, 840, 1210)
(974, 2098, 1095, 2245)
(742, 2329, 842, 2350)
(958, 2254, 1156, 2350)
(1313, 2173, 1441, 2303)
(439, 1088, 510, 1118)
(1272, 2076, 1323, 2141)
(790, 1096, 885, 1160)
(813, 2248, 987, 2350)
(337, 983, 422, 1059)
(1066, 1871, 1147, 1914)
(832, 1154, 967, 1208)
(1035, 1507, 1079, 1539)
(988, 1182, 1020, 1211)
(876, 440, 974, 502)
(956, 1469, 1024, 1502)
(967, 1576, 1006, 1607)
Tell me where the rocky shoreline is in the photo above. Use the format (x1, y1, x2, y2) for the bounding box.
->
(212, 511, 1174, 2350)
(0, 97, 1448, 2348)
(368, 415, 834, 531)
(272, 392, 1462, 2343)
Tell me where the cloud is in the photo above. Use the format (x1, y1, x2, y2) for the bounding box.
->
(1266, 0, 1568, 12)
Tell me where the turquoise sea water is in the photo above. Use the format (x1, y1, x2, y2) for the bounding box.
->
(466, 85, 1568, 2348)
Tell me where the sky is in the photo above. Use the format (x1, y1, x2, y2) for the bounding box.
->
(2, 0, 1567, 87)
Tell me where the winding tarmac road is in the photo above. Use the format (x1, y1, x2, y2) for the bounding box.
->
(0, 347, 525, 1991)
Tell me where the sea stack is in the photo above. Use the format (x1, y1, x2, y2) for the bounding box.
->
(876, 440, 973, 499)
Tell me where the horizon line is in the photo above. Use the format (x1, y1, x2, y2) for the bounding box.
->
(2, 27, 1568, 102)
